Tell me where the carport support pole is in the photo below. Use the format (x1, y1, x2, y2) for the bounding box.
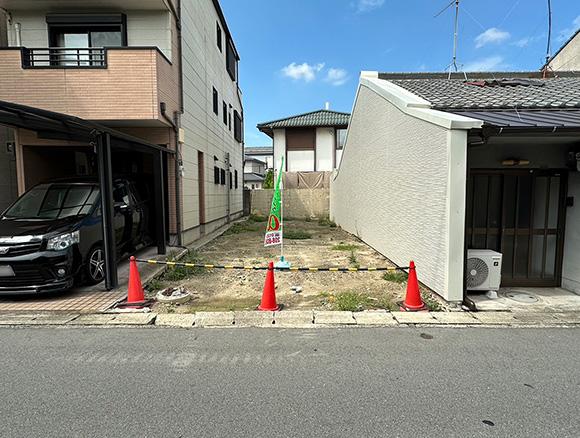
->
(96, 133, 118, 290)
(153, 150, 167, 255)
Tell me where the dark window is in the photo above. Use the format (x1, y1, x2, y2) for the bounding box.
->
(212, 87, 218, 115)
(222, 101, 228, 125)
(216, 22, 222, 52)
(226, 40, 237, 81)
(286, 128, 316, 150)
(228, 108, 232, 131)
(220, 168, 226, 185)
(214, 166, 220, 184)
(235, 170, 238, 189)
(229, 171, 233, 189)
(234, 110, 242, 143)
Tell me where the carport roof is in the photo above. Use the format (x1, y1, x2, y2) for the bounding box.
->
(0, 100, 174, 154)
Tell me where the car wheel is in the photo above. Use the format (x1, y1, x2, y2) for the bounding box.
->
(85, 246, 105, 285)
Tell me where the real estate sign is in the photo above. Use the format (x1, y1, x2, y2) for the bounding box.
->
(264, 158, 284, 247)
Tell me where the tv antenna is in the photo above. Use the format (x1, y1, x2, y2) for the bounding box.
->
(435, 0, 465, 79)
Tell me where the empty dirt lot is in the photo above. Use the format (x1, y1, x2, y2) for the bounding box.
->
(149, 218, 440, 313)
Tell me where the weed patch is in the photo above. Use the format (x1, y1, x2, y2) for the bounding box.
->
(422, 292, 442, 311)
(318, 217, 337, 227)
(248, 213, 267, 223)
(161, 251, 205, 282)
(348, 250, 360, 268)
(224, 221, 261, 235)
(332, 243, 359, 251)
(383, 271, 408, 283)
(284, 229, 311, 239)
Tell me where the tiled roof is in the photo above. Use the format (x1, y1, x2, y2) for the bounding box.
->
(257, 109, 350, 136)
(245, 146, 273, 155)
(244, 172, 265, 182)
(383, 75, 580, 110)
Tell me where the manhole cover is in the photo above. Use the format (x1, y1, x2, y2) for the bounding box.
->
(504, 291, 539, 303)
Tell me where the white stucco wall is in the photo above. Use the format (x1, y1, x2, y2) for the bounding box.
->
(316, 128, 334, 171)
(273, 129, 286, 170)
(549, 32, 580, 71)
(288, 150, 315, 171)
(6, 10, 173, 59)
(331, 78, 478, 301)
(562, 172, 580, 293)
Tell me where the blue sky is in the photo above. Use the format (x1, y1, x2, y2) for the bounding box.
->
(221, 0, 580, 146)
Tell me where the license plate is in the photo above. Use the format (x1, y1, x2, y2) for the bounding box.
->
(0, 265, 15, 277)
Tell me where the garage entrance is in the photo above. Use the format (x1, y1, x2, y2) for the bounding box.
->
(0, 100, 173, 290)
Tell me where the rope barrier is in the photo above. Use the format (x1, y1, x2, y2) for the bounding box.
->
(135, 259, 409, 273)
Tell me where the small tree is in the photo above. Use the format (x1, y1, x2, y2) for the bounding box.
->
(263, 169, 274, 189)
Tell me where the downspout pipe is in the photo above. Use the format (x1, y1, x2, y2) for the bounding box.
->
(463, 141, 477, 311)
(161, 103, 183, 247)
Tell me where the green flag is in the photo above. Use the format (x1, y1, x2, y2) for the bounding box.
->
(264, 158, 284, 247)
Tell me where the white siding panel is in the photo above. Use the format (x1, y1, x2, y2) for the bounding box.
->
(331, 84, 463, 300)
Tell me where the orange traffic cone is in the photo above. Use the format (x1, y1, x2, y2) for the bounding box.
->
(401, 261, 426, 311)
(127, 256, 146, 304)
(258, 261, 280, 311)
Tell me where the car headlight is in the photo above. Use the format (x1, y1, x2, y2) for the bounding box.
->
(47, 231, 80, 251)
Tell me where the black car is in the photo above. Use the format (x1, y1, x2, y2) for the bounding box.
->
(0, 179, 150, 295)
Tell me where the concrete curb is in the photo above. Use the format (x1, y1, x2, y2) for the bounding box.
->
(0, 310, 578, 328)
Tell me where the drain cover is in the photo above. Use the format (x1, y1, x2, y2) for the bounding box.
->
(504, 291, 539, 303)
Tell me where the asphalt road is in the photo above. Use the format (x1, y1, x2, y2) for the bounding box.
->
(0, 327, 578, 438)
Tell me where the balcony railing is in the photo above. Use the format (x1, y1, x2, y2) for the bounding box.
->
(21, 47, 107, 69)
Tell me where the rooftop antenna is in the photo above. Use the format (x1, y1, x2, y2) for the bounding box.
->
(436, 0, 465, 79)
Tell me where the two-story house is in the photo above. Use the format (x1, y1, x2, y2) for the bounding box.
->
(244, 146, 273, 169)
(257, 109, 350, 172)
(243, 156, 267, 190)
(0, 0, 244, 288)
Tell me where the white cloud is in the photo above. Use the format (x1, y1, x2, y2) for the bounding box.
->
(325, 68, 349, 86)
(463, 56, 505, 72)
(512, 34, 544, 48)
(474, 27, 511, 48)
(355, 0, 385, 13)
(281, 62, 325, 82)
(557, 15, 580, 42)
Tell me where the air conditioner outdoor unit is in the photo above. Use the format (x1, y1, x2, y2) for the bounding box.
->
(466, 249, 503, 293)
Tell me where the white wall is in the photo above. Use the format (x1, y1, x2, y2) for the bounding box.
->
(180, 0, 243, 241)
(562, 172, 580, 293)
(6, 10, 173, 59)
(288, 150, 315, 171)
(549, 32, 580, 71)
(273, 129, 286, 170)
(316, 128, 334, 171)
(331, 83, 469, 301)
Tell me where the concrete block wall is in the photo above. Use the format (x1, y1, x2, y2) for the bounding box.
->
(251, 189, 330, 219)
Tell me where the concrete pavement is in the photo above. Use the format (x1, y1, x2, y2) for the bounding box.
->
(0, 327, 578, 437)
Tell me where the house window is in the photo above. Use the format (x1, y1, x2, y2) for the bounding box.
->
(226, 40, 237, 81)
(228, 108, 232, 131)
(212, 87, 218, 115)
(46, 14, 126, 66)
(222, 101, 228, 125)
(229, 171, 233, 189)
(336, 128, 347, 150)
(216, 22, 222, 52)
(214, 166, 220, 184)
(235, 170, 238, 189)
(234, 110, 242, 143)
(220, 168, 226, 185)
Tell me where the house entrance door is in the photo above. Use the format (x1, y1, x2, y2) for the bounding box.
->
(466, 169, 568, 287)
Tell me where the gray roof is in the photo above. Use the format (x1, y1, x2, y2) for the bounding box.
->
(454, 110, 580, 128)
(244, 172, 265, 182)
(383, 75, 580, 110)
(244, 156, 266, 164)
(245, 146, 273, 155)
(257, 109, 350, 137)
